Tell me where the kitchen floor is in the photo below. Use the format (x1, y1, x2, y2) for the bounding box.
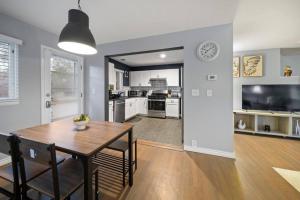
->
(127, 116, 182, 146)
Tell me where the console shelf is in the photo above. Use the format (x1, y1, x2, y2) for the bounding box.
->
(233, 110, 300, 139)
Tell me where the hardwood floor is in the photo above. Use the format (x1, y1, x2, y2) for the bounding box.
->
(123, 134, 300, 200)
(0, 134, 300, 200)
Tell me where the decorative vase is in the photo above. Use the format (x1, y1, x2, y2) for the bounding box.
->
(283, 65, 293, 77)
(296, 120, 300, 135)
(238, 120, 246, 130)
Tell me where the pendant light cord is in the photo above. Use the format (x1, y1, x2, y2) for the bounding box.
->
(78, 0, 82, 10)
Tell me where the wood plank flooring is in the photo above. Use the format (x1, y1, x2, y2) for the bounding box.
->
(124, 134, 300, 200)
(0, 134, 300, 200)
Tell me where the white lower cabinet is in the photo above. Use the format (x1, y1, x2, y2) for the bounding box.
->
(125, 98, 148, 120)
(109, 101, 114, 122)
(125, 98, 136, 120)
(166, 98, 180, 118)
(137, 98, 148, 115)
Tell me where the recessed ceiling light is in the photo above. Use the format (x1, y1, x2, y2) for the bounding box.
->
(160, 53, 166, 58)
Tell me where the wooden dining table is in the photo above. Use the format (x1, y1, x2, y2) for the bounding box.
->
(15, 119, 134, 200)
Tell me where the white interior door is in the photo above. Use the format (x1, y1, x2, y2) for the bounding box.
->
(41, 46, 84, 124)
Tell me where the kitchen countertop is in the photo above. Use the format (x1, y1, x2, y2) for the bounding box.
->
(109, 96, 181, 101)
(109, 96, 147, 101)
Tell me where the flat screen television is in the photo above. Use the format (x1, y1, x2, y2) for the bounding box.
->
(242, 85, 300, 112)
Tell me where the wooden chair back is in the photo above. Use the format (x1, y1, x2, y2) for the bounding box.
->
(0, 133, 21, 199)
(17, 137, 60, 199)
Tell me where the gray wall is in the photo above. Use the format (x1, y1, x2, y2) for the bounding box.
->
(0, 14, 59, 132)
(86, 24, 234, 153)
(233, 48, 300, 110)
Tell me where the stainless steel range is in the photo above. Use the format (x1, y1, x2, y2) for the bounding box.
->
(148, 90, 168, 118)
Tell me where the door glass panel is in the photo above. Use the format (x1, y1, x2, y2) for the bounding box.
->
(50, 56, 80, 120)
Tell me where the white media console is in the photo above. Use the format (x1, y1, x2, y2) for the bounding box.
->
(233, 110, 300, 139)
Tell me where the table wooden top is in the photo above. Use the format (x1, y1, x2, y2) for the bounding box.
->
(15, 119, 133, 157)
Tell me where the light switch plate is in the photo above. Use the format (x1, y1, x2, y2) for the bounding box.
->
(192, 89, 200, 96)
(207, 89, 213, 97)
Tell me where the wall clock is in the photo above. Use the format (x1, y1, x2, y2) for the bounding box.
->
(197, 41, 220, 62)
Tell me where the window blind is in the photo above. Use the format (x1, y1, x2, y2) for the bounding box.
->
(0, 39, 19, 103)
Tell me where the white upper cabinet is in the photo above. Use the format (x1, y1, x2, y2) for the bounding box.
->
(130, 69, 179, 87)
(166, 69, 179, 86)
(108, 62, 116, 89)
(130, 71, 140, 86)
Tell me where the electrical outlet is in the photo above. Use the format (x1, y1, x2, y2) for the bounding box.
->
(192, 140, 198, 147)
(207, 89, 213, 97)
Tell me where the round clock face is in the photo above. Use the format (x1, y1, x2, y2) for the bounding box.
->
(197, 41, 220, 62)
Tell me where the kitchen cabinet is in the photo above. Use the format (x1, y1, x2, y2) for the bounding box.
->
(130, 71, 142, 86)
(130, 71, 151, 87)
(125, 98, 137, 120)
(109, 101, 114, 122)
(125, 97, 148, 120)
(165, 69, 179, 86)
(130, 69, 179, 87)
(108, 62, 116, 89)
(166, 98, 180, 118)
(136, 98, 148, 115)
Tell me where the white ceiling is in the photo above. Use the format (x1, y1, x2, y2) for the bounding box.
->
(0, 0, 299, 51)
(0, 0, 238, 44)
(234, 0, 300, 51)
(112, 49, 183, 66)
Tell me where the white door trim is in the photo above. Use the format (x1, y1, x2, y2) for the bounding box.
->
(40, 45, 84, 124)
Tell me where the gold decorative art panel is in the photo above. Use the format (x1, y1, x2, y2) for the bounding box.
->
(243, 55, 263, 77)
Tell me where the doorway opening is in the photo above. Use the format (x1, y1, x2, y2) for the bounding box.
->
(104, 47, 184, 148)
(41, 46, 84, 124)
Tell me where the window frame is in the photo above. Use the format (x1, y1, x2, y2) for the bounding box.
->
(0, 34, 22, 106)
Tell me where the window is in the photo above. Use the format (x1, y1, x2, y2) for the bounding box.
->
(0, 34, 22, 105)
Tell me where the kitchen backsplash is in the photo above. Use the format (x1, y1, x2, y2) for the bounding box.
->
(130, 86, 181, 92)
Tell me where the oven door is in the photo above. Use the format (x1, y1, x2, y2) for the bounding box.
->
(148, 99, 165, 111)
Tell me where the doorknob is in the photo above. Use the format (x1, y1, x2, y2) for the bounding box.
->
(45, 101, 51, 108)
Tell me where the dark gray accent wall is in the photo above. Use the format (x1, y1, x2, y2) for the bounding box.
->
(85, 24, 234, 154)
(0, 14, 59, 132)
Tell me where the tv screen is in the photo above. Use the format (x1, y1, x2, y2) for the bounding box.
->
(242, 85, 300, 112)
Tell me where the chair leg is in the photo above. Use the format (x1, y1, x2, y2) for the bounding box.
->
(95, 170, 99, 200)
(122, 151, 125, 187)
(21, 184, 29, 200)
(135, 140, 137, 170)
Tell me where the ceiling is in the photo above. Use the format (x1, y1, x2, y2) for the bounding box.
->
(0, 0, 299, 51)
(233, 0, 300, 51)
(0, 0, 238, 44)
(111, 49, 183, 66)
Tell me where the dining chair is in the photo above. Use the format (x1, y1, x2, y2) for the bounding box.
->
(17, 137, 99, 200)
(93, 137, 137, 187)
(0, 133, 21, 199)
(0, 133, 66, 199)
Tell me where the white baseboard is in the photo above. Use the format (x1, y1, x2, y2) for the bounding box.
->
(184, 145, 235, 159)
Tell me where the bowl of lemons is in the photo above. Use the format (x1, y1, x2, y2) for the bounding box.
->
(73, 114, 90, 130)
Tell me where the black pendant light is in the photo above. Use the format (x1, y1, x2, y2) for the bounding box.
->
(58, 0, 97, 55)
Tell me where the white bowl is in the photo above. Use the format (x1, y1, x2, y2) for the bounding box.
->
(74, 120, 89, 130)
